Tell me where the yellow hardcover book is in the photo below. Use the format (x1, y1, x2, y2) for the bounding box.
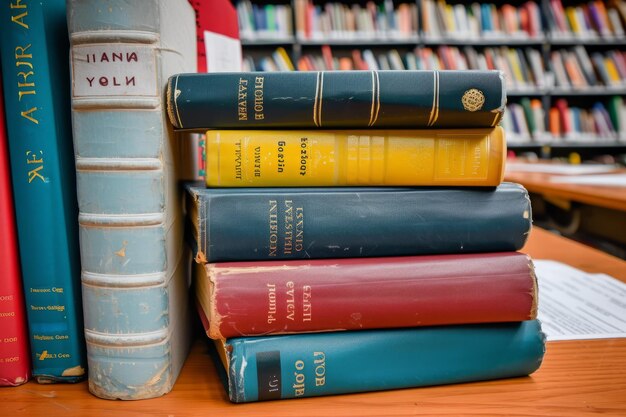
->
(205, 127, 506, 187)
(565, 7, 580, 34)
(274, 46, 295, 71)
(604, 58, 621, 85)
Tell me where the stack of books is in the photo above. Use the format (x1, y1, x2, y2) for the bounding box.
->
(166, 69, 546, 402)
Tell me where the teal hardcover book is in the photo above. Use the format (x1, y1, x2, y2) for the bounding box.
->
(221, 320, 545, 402)
(186, 182, 532, 262)
(67, 0, 197, 399)
(0, 0, 86, 382)
(167, 70, 506, 129)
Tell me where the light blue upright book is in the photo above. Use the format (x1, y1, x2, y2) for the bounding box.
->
(220, 320, 545, 403)
(67, 0, 197, 399)
(0, 0, 86, 383)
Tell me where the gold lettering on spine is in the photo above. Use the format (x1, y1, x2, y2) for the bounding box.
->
(237, 78, 248, 121)
(302, 285, 312, 322)
(267, 283, 276, 324)
(285, 281, 295, 321)
(268, 200, 278, 256)
(314, 352, 326, 386)
(254, 76, 264, 120)
(293, 360, 305, 396)
(283, 200, 293, 255)
(26, 150, 44, 183)
(10, 0, 28, 29)
(15, 44, 38, 109)
(234, 141, 242, 179)
(295, 207, 304, 252)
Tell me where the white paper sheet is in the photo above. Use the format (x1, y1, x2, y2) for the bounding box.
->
(534, 260, 626, 341)
(204, 31, 242, 72)
(548, 174, 626, 187)
(506, 163, 619, 175)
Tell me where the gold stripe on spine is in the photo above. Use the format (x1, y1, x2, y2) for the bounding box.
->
(313, 72, 322, 127)
(371, 71, 381, 127)
(427, 71, 437, 126)
(490, 112, 501, 127)
(368, 71, 376, 126)
(433, 71, 440, 126)
(427, 71, 440, 127)
(318, 72, 325, 127)
(173, 75, 184, 129)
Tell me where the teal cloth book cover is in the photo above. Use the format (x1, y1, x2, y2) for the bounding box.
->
(67, 0, 197, 399)
(224, 320, 546, 402)
(0, 0, 86, 382)
(186, 182, 532, 262)
(167, 70, 506, 129)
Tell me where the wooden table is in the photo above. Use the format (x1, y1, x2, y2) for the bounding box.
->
(504, 170, 626, 212)
(3, 228, 626, 416)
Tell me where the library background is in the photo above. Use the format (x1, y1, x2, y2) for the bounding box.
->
(1, 0, 625, 415)
(238, 0, 626, 258)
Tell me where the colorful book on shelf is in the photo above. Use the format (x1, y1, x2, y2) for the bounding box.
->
(0, 0, 86, 383)
(185, 182, 531, 263)
(0, 75, 30, 387)
(67, 0, 196, 400)
(166, 70, 506, 129)
(201, 316, 545, 403)
(189, 0, 241, 73)
(193, 252, 538, 340)
(200, 127, 505, 187)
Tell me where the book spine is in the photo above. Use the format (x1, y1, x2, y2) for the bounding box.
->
(189, 182, 531, 262)
(200, 252, 537, 339)
(0, 0, 86, 383)
(166, 70, 506, 129)
(0, 75, 30, 387)
(204, 127, 505, 187)
(67, 0, 196, 399)
(226, 320, 545, 402)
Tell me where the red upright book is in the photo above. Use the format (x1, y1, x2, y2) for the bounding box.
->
(0, 75, 31, 386)
(194, 252, 538, 340)
(188, 0, 240, 73)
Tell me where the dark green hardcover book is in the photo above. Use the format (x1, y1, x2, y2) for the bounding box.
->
(0, 0, 86, 382)
(215, 320, 545, 402)
(167, 70, 505, 129)
(186, 182, 531, 262)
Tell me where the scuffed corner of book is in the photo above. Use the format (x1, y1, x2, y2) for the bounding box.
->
(227, 348, 246, 403)
(166, 76, 180, 129)
(195, 250, 208, 264)
(207, 267, 224, 340)
(527, 256, 539, 320)
(0, 374, 28, 386)
(521, 186, 534, 243)
(535, 321, 548, 372)
(62, 364, 86, 377)
(497, 69, 507, 111)
(89, 362, 171, 400)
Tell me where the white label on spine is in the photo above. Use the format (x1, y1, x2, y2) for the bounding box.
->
(71, 44, 157, 97)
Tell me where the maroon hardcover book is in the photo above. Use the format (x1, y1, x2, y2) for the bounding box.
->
(194, 252, 537, 339)
(0, 76, 31, 386)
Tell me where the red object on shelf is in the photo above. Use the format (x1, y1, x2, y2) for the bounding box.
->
(0, 75, 31, 387)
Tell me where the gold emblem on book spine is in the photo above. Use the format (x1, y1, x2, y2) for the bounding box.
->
(462, 89, 485, 112)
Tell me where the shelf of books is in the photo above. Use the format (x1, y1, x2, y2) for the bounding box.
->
(235, 0, 626, 152)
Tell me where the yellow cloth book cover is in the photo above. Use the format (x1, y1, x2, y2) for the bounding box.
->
(205, 127, 506, 187)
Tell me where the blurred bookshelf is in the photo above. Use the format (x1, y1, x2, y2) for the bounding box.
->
(234, 0, 626, 158)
